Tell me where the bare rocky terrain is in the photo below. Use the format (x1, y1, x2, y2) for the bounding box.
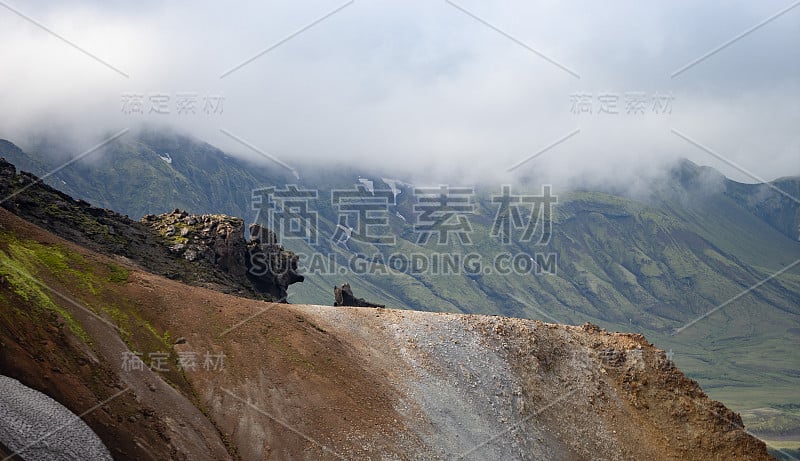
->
(0, 206, 774, 460)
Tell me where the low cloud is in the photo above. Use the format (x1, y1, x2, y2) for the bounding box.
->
(1, 0, 797, 187)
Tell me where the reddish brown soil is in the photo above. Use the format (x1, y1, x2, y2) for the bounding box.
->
(0, 209, 775, 460)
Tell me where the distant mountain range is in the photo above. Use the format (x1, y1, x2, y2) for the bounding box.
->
(1, 131, 798, 449)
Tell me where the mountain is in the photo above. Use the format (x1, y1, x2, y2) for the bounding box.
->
(0, 201, 774, 459)
(0, 131, 294, 219)
(1, 133, 798, 455)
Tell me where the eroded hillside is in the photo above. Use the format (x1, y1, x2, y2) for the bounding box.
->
(0, 208, 773, 460)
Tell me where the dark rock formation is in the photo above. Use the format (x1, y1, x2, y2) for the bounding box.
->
(334, 283, 385, 308)
(247, 224, 304, 301)
(0, 157, 301, 301)
(142, 210, 248, 277)
(141, 212, 304, 302)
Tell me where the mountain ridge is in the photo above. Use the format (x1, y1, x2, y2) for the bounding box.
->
(0, 204, 775, 459)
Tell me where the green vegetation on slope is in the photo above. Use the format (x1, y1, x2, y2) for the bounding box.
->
(0, 231, 187, 391)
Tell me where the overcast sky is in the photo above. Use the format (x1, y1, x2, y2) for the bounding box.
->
(1, 0, 798, 186)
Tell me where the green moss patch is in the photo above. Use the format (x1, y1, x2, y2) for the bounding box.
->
(0, 244, 91, 344)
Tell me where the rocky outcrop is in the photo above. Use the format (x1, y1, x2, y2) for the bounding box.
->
(141, 211, 303, 302)
(334, 283, 385, 308)
(0, 157, 300, 301)
(143, 210, 249, 279)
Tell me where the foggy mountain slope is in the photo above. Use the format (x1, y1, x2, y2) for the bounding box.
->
(1, 135, 798, 426)
(0, 133, 295, 220)
(656, 158, 800, 268)
(0, 206, 774, 460)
